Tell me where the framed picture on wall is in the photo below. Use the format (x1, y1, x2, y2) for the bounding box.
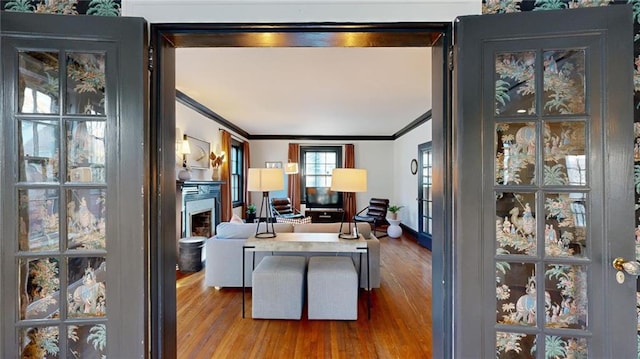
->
(265, 161, 282, 169)
(186, 135, 210, 169)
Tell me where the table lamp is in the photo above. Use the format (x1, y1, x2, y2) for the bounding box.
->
(177, 134, 192, 181)
(247, 168, 284, 238)
(330, 168, 367, 239)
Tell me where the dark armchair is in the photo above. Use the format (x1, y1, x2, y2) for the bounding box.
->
(354, 198, 390, 238)
(270, 198, 305, 219)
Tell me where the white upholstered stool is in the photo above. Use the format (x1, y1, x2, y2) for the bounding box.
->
(252, 255, 306, 319)
(307, 256, 358, 320)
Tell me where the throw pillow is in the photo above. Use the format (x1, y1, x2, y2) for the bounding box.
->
(275, 216, 312, 224)
(230, 214, 243, 224)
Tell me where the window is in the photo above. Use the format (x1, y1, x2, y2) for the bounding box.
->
(300, 146, 342, 204)
(419, 142, 433, 238)
(230, 140, 243, 206)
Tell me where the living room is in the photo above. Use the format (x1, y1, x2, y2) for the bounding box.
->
(176, 102, 430, 233)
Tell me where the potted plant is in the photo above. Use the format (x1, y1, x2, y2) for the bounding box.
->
(388, 205, 403, 220)
(246, 203, 257, 223)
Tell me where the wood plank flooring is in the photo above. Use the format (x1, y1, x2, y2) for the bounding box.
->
(176, 231, 433, 358)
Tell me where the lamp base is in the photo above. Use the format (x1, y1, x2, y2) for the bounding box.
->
(178, 168, 191, 181)
(338, 220, 360, 240)
(338, 233, 360, 240)
(255, 231, 276, 238)
(254, 192, 277, 238)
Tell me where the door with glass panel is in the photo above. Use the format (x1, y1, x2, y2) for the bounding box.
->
(452, 6, 635, 358)
(417, 141, 432, 249)
(0, 12, 147, 357)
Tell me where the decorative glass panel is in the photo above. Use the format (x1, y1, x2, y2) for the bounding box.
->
(18, 189, 60, 252)
(495, 51, 536, 116)
(19, 120, 60, 183)
(496, 262, 537, 326)
(67, 257, 106, 318)
(67, 189, 106, 250)
(543, 121, 586, 186)
(68, 324, 107, 358)
(543, 49, 586, 115)
(19, 51, 60, 114)
(545, 336, 587, 359)
(19, 258, 60, 320)
(66, 121, 106, 183)
(66, 52, 106, 115)
(496, 123, 537, 185)
(19, 326, 59, 358)
(496, 332, 535, 359)
(544, 193, 587, 257)
(545, 264, 587, 329)
(496, 192, 537, 256)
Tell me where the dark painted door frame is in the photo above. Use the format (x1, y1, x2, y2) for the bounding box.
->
(149, 22, 453, 358)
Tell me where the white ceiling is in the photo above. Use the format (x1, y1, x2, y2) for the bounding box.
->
(175, 47, 432, 137)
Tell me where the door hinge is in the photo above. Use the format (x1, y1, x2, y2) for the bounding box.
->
(148, 47, 154, 72)
(448, 46, 454, 71)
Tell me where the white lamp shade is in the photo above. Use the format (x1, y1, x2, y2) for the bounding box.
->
(285, 162, 299, 174)
(330, 168, 367, 192)
(247, 168, 285, 192)
(180, 136, 191, 155)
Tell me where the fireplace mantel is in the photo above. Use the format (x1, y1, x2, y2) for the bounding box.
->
(177, 180, 225, 238)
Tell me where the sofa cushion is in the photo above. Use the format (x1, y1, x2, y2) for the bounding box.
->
(215, 222, 294, 239)
(293, 222, 372, 239)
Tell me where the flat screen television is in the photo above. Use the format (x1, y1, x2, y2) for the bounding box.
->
(305, 187, 342, 209)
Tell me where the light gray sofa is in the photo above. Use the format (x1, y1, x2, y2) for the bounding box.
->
(205, 222, 380, 289)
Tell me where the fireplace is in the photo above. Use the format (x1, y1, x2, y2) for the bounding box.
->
(179, 181, 223, 238)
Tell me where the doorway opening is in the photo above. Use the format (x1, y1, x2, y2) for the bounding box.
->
(150, 22, 451, 356)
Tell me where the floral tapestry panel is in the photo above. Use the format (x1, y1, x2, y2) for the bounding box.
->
(545, 264, 587, 330)
(543, 49, 586, 115)
(496, 123, 537, 185)
(19, 120, 60, 183)
(545, 336, 588, 359)
(19, 326, 59, 359)
(544, 193, 587, 258)
(496, 331, 535, 359)
(543, 121, 586, 186)
(66, 120, 106, 183)
(495, 51, 536, 116)
(68, 324, 107, 358)
(18, 188, 59, 252)
(66, 52, 105, 115)
(19, 257, 59, 320)
(67, 188, 105, 250)
(67, 257, 106, 318)
(18, 51, 59, 114)
(496, 261, 538, 326)
(496, 192, 537, 255)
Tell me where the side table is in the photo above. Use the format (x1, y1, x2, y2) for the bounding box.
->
(387, 219, 402, 238)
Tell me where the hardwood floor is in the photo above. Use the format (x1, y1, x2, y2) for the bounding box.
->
(176, 231, 433, 358)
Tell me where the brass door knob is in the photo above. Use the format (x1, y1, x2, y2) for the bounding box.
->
(612, 257, 640, 276)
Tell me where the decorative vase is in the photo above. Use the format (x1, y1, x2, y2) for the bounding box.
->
(178, 168, 191, 181)
(211, 167, 220, 181)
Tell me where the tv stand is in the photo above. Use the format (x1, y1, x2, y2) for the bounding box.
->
(305, 208, 344, 223)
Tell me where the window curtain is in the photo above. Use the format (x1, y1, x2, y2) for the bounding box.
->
(242, 141, 251, 217)
(287, 143, 301, 211)
(220, 130, 232, 222)
(344, 144, 356, 220)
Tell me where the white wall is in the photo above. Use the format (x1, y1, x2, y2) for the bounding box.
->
(123, 1, 481, 23)
(175, 101, 248, 181)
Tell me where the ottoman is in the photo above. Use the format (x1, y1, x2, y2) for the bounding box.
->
(307, 256, 358, 320)
(252, 255, 306, 319)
